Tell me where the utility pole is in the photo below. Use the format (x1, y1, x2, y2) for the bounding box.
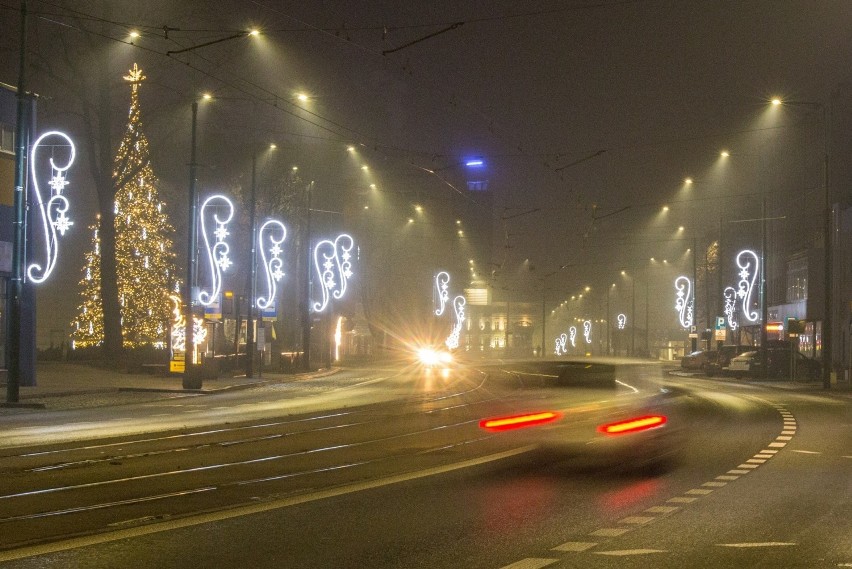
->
(300, 182, 313, 371)
(182, 101, 200, 389)
(245, 153, 258, 378)
(7, 0, 29, 403)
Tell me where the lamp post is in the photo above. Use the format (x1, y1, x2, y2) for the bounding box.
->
(771, 98, 832, 388)
(182, 101, 200, 388)
(245, 153, 258, 378)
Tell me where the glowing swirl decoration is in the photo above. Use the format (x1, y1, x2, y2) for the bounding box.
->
(569, 326, 577, 347)
(26, 131, 77, 284)
(735, 249, 760, 323)
(256, 219, 287, 311)
(583, 320, 592, 344)
(434, 271, 450, 316)
(445, 295, 466, 350)
(169, 295, 206, 351)
(555, 332, 568, 356)
(313, 233, 355, 313)
(197, 194, 235, 307)
(723, 286, 738, 330)
(674, 276, 694, 328)
(617, 313, 627, 330)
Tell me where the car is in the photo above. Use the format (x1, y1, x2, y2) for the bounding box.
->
(415, 346, 455, 369)
(724, 348, 821, 380)
(706, 345, 750, 376)
(474, 360, 683, 470)
(680, 350, 717, 372)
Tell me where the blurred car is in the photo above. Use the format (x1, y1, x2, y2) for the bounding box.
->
(680, 350, 717, 372)
(724, 348, 821, 380)
(415, 346, 455, 369)
(475, 360, 682, 469)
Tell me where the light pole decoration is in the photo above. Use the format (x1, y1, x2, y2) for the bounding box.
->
(674, 275, 694, 329)
(256, 219, 287, 310)
(617, 313, 626, 330)
(583, 320, 592, 344)
(197, 194, 235, 307)
(555, 332, 567, 355)
(312, 233, 355, 313)
(445, 295, 466, 350)
(26, 131, 77, 284)
(434, 271, 450, 316)
(735, 249, 759, 323)
(569, 325, 577, 348)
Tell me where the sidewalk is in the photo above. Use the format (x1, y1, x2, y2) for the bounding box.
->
(668, 368, 852, 398)
(1, 361, 339, 408)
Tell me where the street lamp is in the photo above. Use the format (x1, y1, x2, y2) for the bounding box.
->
(772, 97, 832, 389)
(182, 100, 200, 388)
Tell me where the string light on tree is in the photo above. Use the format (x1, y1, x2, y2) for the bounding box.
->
(71, 65, 178, 348)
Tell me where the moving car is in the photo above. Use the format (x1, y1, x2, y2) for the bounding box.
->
(475, 360, 682, 469)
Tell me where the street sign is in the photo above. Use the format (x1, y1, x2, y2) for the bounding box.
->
(170, 351, 185, 373)
(715, 317, 725, 330)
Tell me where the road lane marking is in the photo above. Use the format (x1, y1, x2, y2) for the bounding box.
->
(716, 542, 796, 548)
(618, 516, 655, 525)
(590, 528, 630, 537)
(667, 497, 698, 503)
(761, 449, 779, 453)
(594, 549, 666, 556)
(702, 482, 727, 487)
(754, 454, 774, 459)
(776, 436, 793, 441)
(498, 559, 558, 569)
(644, 506, 679, 514)
(728, 469, 751, 474)
(746, 458, 766, 464)
(737, 464, 760, 469)
(716, 475, 739, 481)
(686, 489, 713, 495)
(0, 445, 537, 563)
(790, 449, 820, 454)
(551, 542, 597, 552)
(768, 442, 787, 447)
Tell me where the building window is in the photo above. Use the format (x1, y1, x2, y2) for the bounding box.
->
(786, 256, 807, 302)
(0, 123, 14, 155)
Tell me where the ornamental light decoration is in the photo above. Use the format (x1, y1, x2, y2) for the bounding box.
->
(723, 286, 738, 330)
(555, 333, 568, 356)
(445, 295, 466, 350)
(569, 326, 577, 347)
(735, 249, 760, 323)
(583, 320, 592, 344)
(617, 313, 627, 330)
(169, 295, 206, 351)
(434, 271, 450, 316)
(27, 131, 77, 284)
(256, 219, 287, 311)
(197, 194, 234, 307)
(313, 233, 355, 313)
(674, 276, 694, 328)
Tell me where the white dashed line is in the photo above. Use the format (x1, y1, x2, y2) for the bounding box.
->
(717, 542, 796, 548)
(776, 436, 793, 441)
(590, 528, 630, 537)
(498, 558, 559, 569)
(716, 475, 739, 481)
(768, 442, 787, 448)
(594, 549, 667, 556)
(754, 454, 774, 459)
(618, 516, 654, 525)
(737, 464, 760, 469)
(551, 542, 597, 552)
(790, 449, 820, 454)
(667, 497, 698, 503)
(686, 489, 713, 495)
(761, 449, 779, 454)
(702, 481, 727, 487)
(728, 469, 751, 474)
(645, 506, 679, 514)
(781, 430, 796, 435)
(746, 458, 767, 464)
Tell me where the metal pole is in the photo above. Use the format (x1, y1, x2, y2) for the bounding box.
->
(540, 292, 546, 358)
(760, 196, 768, 378)
(182, 101, 200, 389)
(606, 287, 611, 355)
(821, 104, 832, 389)
(246, 153, 257, 378)
(300, 182, 313, 371)
(7, 0, 28, 404)
(692, 235, 698, 352)
(630, 272, 636, 357)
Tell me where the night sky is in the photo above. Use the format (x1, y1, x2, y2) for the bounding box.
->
(1, 0, 849, 345)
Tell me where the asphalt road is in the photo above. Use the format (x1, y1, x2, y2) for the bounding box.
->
(0, 363, 849, 568)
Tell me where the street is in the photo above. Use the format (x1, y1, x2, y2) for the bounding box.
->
(0, 361, 849, 568)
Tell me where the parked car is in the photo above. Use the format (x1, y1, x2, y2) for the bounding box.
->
(724, 348, 821, 380)
(680, 350, 717, 372)
(705, 345, 750, 376)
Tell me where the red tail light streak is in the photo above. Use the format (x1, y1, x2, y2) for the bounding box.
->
(479, 411, 562, 432)
(597, 415, 667, 436)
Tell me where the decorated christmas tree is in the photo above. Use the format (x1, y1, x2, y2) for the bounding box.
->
(71, 64, 178, 348)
